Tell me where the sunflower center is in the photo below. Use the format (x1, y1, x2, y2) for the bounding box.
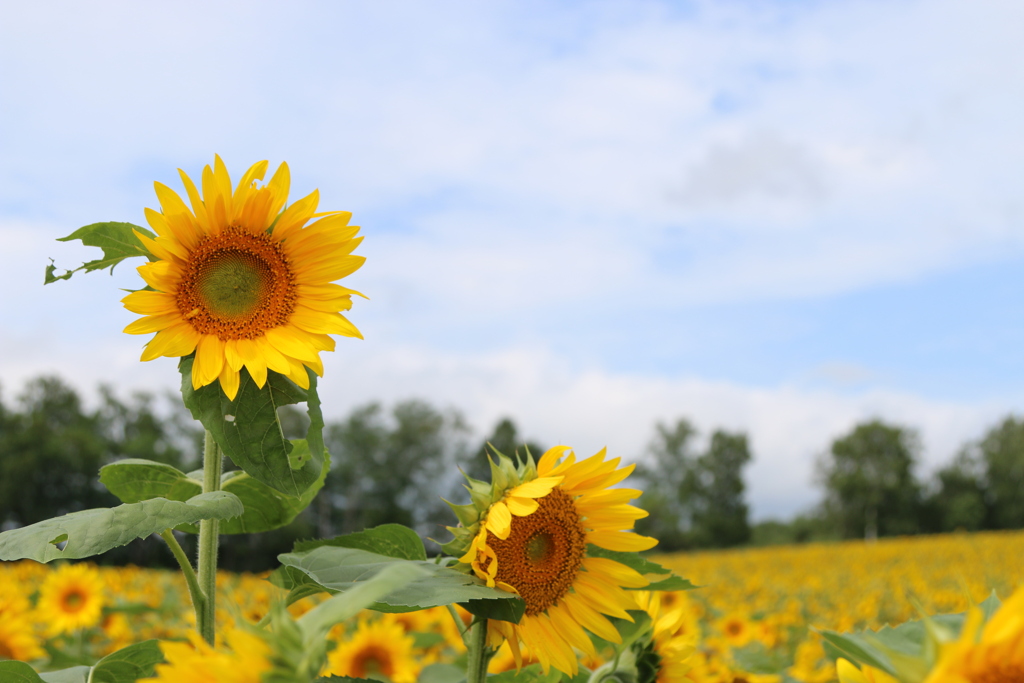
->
(61, 590, 86, 613)
(968, 662, 1024, 683)
(352, 647, 394, 678)
(176, 226, 296, 340)
(488, 487, 587, 617)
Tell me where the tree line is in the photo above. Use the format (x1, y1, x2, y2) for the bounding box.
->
(3, 375, 1024, 564)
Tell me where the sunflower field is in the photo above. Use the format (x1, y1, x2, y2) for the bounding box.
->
(2, 157, 1022, 683)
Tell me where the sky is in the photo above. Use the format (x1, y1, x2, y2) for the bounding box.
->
(1, 0, 1023, 519)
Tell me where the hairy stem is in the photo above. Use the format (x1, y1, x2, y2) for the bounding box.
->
(196, 429, 223, 645)
(466, 619, 492, 683)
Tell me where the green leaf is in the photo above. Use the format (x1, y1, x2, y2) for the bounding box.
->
(0, 661, 47, 683)
(299, 562, 427, 644)
(100, 449, 330, 535)
(0, 492, 243, 562)
(39, 667, 91, 683)
(89, 640, 164, 683)
(418, 663, 464, 683)
(179, 357, 325, 497)
(462, 594, 525, 624)
(585, 546, 697, 591)
(732, 642, 792, 675)
(293, 524, 428, 561)
(486, 663, 563, 683)
(45, 222, 154, 284)
(277, 545, 521, 617)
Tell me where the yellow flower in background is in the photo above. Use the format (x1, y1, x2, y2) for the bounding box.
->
(923, 584, 1024, 683)
(836, 658, 898, 683)
(457, 446, 657, 676)
(325, 617, 421, 683)
(146, 628, 271, 683)
(122, 156, 366, 399)
(36, 563, 105, 635)
(0, 616, 44, 662)
(635, 591, 694, 683)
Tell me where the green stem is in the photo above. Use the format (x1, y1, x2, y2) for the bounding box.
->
(466, 619, 492, 683)
(446, 604, 470, 646)
(160, 528, 204, 624)
(196, 429, 222, 645)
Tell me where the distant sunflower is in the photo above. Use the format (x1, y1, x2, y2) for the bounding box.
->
(0, 615, 44, 662)
(448, 446, 657, 676)
(37, 563, 105, 635)
(146, 628, 271, 683)
(325, 617, 421, 683)
(122, 156, 365, 399)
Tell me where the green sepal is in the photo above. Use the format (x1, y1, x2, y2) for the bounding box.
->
(466, 480, 493, 511)
(45, 222, 155, 284)
(97, 446, 330, 535)
(445, 499, 481, 528)
(179, 357, 325, 498)
(0, 493, 242, 562)
(585, 545, 697, 592)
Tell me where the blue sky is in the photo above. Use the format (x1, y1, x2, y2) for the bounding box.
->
(2, 0, 1023, 518)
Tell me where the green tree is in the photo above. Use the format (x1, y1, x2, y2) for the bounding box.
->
(461, 417, 544, 483)
(0, 377, 115, 527)
(689, 430, 752, 547)
(320, 400, 469, 540)
(817, 419, 921, 539)
(922, 450, 987, 533)
(975, 416, 1024, 529)
(633, 419, 699, 551)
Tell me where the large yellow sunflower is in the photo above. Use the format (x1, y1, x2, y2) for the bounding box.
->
(324, 617, 422, 683)
(451, 446, 657, 676)
(36, 563, 105, 635)
(122, 156, 365, 399)
(146, 628, 272, 683)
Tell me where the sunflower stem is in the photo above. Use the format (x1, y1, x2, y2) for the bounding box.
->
(160, 528, 204, 623)
(466, 619, 492, 683)
(196, 429, 222, 645)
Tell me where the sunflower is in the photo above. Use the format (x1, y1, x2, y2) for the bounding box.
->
(447, 446, 657, 676)
(36, 563, 105, 635)
(633, 592, 694, 683)
(717, 611, 755, 649)
(122, 156, 365, 399)
(836, 658, 899, 683)
(0, 615, 44, 662)
(325, 617, 422, 683)
(146, 628, 272, 683)
(921, 584, 1024, 683)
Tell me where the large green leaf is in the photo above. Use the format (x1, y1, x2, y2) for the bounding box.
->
(816, 595, 1001, 681)
(586, 546, 697, 592)
(45, 222, 154, 284)
(0, 641, 163, 683)
(277, 545, 521, 617)
(293, 524, 428, 560)
(99, 448, 329, 535)
(0, 661, 47, 683)
(0, 493, 242, 562)
(179, 357, 324, 497)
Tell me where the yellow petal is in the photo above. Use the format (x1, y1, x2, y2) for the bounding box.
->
(193, 335, 226, 389)
(124, 312, 180, 335)
(122, 290, 177, 316)
(562, 594, 621, 643)
(266, 162, 291, 218)
(264, 326, 320, 363)
(547, 603, 597, 659)
(289, 306, 363, 338)
(178, 168, 211, 234)
(272, 189, 320, 241)
(587, 530, 658, 552)
(505, 497, 539, 517)
(582, 557, 649, 588)
(508, 476, 562, 500)
(486, 501, 512, 540)
(537, 446, 572, 475)
(294, 255, 365, 285)
(836, 659, 869, 683)
(218, 364, 240, 400)
(235, 338, 268, 388)
(140, 323, 200, 361)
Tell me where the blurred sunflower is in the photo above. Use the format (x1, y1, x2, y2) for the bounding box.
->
(0, 615, 44, 662)
(146, 628, 271, 683)
(122, 156, 365, 399)
(325, 617, 421, 683)
(447, 446, 657, 676)
(37, 563, 105, 635)
(836, 658, 899, 683)
(634, 591, 694, 683)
